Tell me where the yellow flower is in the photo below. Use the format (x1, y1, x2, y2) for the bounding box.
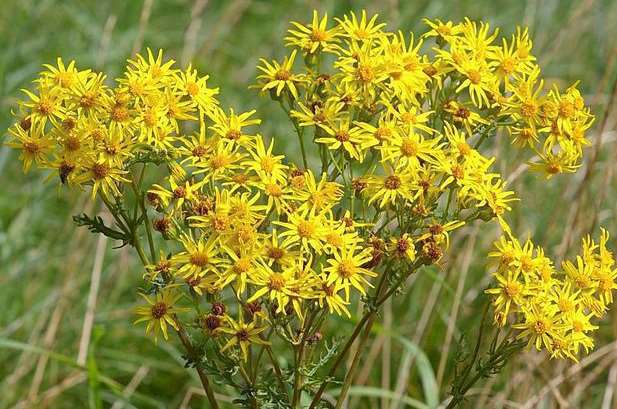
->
(286, 10, 340, 55)
(291, 100, 344, 128)
(220, 316, 269, 361)
(243, 136, 288, 183)
(20, 87, 66, 126)
(79, 157, 129, 199)
(485, 269, 526, 325)
(40, 57, 88, 90)
(356, 115, 400, 146)
(5, 121, 54, 172)
(389, 105, 434, 135)
(217, 247, 257, 296)
(134, 288, 188, 341)
(194, 140, 245, 181)
(208, 107, 261, 146)
(317, 274, 351, 318)
(149, 177, 203, 209)
(335, 40, 388, 96)
(177, 64, 219, 111)
(295, 170, 343, 214)
(322, 219, 361, 255)
(70, 71, 108, 116)
(335, 10, 386, 41)
(261, 228, 300, 268)
(324, 243, 376, 301)
(315, 114, 375, 161)
(248, 262, 308, 314)
(367, 164, 418, 208)
(127, 48, 177, 84)
(257, 49, 304, 99)
(276, 209, 327, 254)
(452, 56, 496, 108)
(422, 18, 462, 41)
(172, 234, 223, 279)
(490, 33, 536, 86)
(513, 303, 564, 351)
(179, 122, 212, 166)
(379, 129, 443, 169)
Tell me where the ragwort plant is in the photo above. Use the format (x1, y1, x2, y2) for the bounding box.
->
(5, 10, 616, 409)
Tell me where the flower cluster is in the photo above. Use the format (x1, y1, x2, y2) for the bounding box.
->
(486, 230, 617, 360)
(260, 13, 593, 182)
(6, 51, 218, 197)
(4, 10, 612, 390)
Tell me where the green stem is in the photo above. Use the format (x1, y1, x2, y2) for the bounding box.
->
(265, 343, 288, 399)
(308, 262, 402, 409)
(130, 177, 156, 262)
(334, 316, 375, 409)
(175, 320, 221, 409)
(292, 341, 306, 407)
(442, 187, 454, 222)
(99, 191, 130, 234)
(292, 310, 318, 407)
(445, 302, 491, 409)
(279, 99, 308, 169)
(297, 128, 309, 170)
(333, 266, 390, 409)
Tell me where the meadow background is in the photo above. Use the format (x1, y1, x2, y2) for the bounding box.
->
(1, 0, 617, 408)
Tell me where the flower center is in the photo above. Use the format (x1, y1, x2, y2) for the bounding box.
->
(297, 220, 316, 238)
(335, 130, 350, 142)
(267, 247, 285, 260)
(275, 69, 291, 81)
(384, 175, 401, 189)
(151, 302, 168, 319)
(268, 273, 286, 290)
(356, 65, 374, 82)
(401, 138, 418, 157)
(91, 163, 110, 180)
(186, 82, 200, 96)
(467, 69, 481, 84)
(236, 329, 250, 342)
(534, 320, 547, 334)
(190, 252, 209, 267)
(337, 260, 355, 278)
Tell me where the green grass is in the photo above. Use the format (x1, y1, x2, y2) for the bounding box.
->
(2, 1, 617, 408)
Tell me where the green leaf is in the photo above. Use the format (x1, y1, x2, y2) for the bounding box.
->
(371, 326, 440, 409)
(73, 213, 129, 244)
(392, 335, 439, 409)
(87, 326, 104, 409)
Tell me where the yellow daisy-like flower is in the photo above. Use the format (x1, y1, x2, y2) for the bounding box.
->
(79, 157, 130, 199)
(317, 273, 351, 318)
(367, 164, 418, 208)
(208, 107, 261, 146)
(324, 243, 376, 301)
(248, 262, 304, 314)
(286, 10, 339, 55)
(220, 316, 269, 361)
(5, 121, 54, 172)
(134, 288, 189, 341)
(276, 209, 327, 254)
(513, 303, 564, 351)
(172, 234, 223, 279)
(335, 10, 386, 41)
(315, 115, 375, 161)
(257, 50, 304, 99)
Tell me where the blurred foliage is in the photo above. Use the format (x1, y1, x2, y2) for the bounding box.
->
(1, 0, 616, 408)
